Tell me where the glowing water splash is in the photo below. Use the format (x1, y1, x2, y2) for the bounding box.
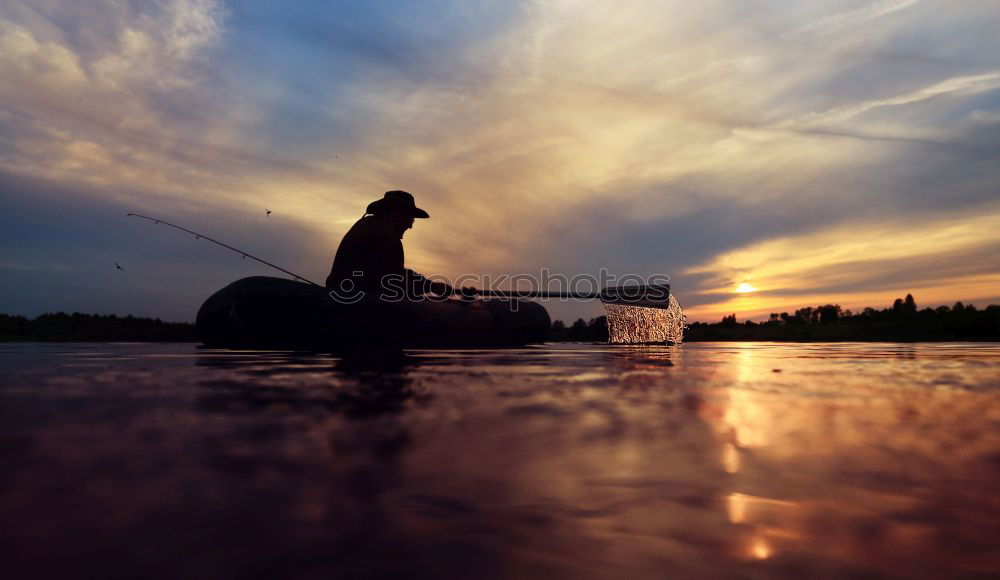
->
(604, 294, 685, 344)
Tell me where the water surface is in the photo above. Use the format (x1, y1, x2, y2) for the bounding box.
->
(1, 342, 998, 578)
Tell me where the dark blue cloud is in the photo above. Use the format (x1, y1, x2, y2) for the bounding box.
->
(0, 171, 334, 320)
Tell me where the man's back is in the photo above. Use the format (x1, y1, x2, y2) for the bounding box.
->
(326, 216, 404, 293)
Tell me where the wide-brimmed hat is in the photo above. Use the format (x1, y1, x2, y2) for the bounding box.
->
(366, 190, 429, 218)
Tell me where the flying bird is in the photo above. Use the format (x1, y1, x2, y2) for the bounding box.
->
(115, 262, 125, 271)
(266, 209, 272, 217)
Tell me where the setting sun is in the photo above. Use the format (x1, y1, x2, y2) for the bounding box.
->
(735, 283, 758, 294)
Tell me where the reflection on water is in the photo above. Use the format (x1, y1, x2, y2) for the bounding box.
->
(1, 342, 998, 578)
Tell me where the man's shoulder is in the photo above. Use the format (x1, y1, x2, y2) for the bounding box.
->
(345, 216, 396, 239)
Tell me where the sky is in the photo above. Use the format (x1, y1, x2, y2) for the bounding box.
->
(1, 0, 998, 323)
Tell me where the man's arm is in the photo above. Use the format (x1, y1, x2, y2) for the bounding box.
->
(403, 269, 453, 297)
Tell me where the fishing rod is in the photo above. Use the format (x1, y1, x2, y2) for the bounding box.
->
(126, 213, 321, 286)
(474, 286, 671, 309)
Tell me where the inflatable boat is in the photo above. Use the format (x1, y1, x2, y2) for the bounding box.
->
(196, 276, 551, 349)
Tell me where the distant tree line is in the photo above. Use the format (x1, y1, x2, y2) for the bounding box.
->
(548, 294, 999, 342)
(548, 316, 609, 342)
(0, 312, 198, 342)
(686, 294, 999, 341)
(6, 294, 997, 343)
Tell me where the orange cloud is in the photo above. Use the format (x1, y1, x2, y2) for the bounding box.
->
(684, 210, 1000, 320)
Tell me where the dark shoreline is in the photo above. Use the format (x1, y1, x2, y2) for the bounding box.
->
(5, 336, 997, 344)
(0, 313, 198, 343)
(682, 337, 1000, 343)
(4, 295, 998, 343)
(552, 294, 999, 343)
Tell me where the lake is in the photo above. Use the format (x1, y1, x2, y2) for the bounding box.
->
(1, 342, 998, 578)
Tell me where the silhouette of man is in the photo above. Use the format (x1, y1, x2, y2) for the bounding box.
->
(326, 190, 451, 300)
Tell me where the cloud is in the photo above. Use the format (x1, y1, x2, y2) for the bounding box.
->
(0, 18, 86, 85)
(0, 1, 239, 197)
(771, 71, 1000, 131)
(789, 0, 921, 37)
(686, 209, 1000, 290)
(1, 0, 999, 322)
(682, 208, 1000, 319)
(0, 260, 76, 272)
(0, 170, 336, 320)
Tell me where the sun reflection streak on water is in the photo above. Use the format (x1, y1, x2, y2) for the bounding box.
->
(752, 535, 772, 560)
(722, 442, 740, 473)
